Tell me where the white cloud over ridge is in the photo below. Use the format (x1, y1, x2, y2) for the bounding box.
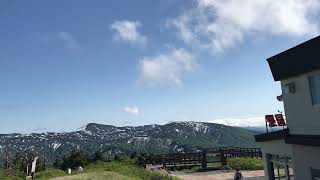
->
(168, 0, 320, 53)
(123, 106, 139, 115)
(139, 48, 195, 87)
(110, 20, 147, 45)
(210, 116, 265, 127)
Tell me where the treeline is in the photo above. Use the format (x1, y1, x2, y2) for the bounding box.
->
(3, 149, 47, 175)
(3, 149, 146, 176)
(53, 150, 146, 170)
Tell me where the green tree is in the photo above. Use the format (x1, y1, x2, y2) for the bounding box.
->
(92, 151, 104, 162)
(61, 150, 88, 170)
(130, 151, 138, 159)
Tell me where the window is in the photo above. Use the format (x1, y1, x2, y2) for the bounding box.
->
(309, 74, 320, 106)
(266, 154, 294, 180)
(311, 167, 320, 180)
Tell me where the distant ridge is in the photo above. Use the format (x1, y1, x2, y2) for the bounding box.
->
(0, 121, 258, 163)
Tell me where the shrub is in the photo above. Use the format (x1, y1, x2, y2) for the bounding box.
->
(61, 150, 88, 170)
(35, 168, 66, 180)
(86, 160, 179, 180)
(91, 151, 105, 162)
(227, 157, 263, 170)
(0, 169, 24, 180)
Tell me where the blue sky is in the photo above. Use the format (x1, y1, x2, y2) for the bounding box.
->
(1, 0, 319, 133)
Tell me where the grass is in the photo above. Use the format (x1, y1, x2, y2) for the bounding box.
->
(1, 159, 180, 180)
(0, 169, 24, 180)
(33, 159, 180, 180)
(36, 168, 67, 180)
(85, 160, 179, 180)
(227, 157, 263, 170)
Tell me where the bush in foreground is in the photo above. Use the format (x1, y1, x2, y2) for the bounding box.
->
(35, 168, 66, 180)
(35, 159, 179, 180)
(227, 157, 263, 170)
(0, 169, 24, 180)
(86, 160, 179, 180)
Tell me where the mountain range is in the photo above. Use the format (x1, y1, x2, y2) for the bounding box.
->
(0, 121, 259, 164)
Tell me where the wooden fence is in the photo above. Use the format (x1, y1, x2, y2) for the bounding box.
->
(145, 146, 262, 168)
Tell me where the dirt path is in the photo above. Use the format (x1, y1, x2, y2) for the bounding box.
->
(49, 171, 132, 180)
(146, 164, 170, 174)
(170, 170, 265, 180)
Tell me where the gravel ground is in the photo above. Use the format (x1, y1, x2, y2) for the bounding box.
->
(170, 170, 265, 180)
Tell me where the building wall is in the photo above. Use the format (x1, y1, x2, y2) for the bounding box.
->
(281, 69, 320, 135)
(257, 139, 292, 157)
(257, 139, 293, 180)
(292, 145, 320, 180)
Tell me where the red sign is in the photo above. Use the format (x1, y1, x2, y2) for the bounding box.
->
(265, 114, 287, 132)
(265, 115, 277, 127)
(274, 114, 286, 126)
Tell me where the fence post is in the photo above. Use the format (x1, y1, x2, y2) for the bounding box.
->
(162, 156, 166, 169)
(220, 149, 227, 166)
(201, 150, 207, 169)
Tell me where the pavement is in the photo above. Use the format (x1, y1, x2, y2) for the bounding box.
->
(170, 170, 265, 180)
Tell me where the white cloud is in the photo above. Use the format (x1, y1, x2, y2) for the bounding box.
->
(209, 116, 265, 127)
(138, 48, 195, 87)
(123, 106, 139, 116)
(57, 32, 80, 49)
(168, 0, 320, 53)
(110, 20, 147, 45)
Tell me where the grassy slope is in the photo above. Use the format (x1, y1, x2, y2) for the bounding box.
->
(36, 160, 179, 180)
(0, 170, 24, 180)
(1, 160, 179, 180)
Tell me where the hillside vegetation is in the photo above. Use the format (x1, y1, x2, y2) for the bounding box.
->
(0, 121, 258, 163)
(227, 157, 263, 170)
(1, 151, 179, 180)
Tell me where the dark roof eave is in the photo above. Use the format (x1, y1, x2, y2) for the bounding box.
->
(254, 129, 289, 142)
(267, 35, 320, 81)
(255, 128, 320, 147)
(285, 134, 320, 146)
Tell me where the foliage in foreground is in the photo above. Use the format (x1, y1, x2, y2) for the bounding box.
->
(227, 157, 263, 170)
(35, 159, 179, 180)
(0, 169, 24, 180)
(35, 168, 66, 180)
(85, 160, 179, 180)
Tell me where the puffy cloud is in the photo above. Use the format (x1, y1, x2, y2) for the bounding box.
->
(168, 0, 320, 53)
(110, 20, 147, 45)
(123, 106, 139, 115)
(57, 32, 80, 49)
(138, 48, 195, 87)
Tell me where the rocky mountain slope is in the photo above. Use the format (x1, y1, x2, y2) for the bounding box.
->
(0, 121, 258, 163)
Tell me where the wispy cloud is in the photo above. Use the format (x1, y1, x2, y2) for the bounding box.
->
(110, 20, 147, 45)
(123, 106, 139, 116)
(57, 32, 80, 50)
(138, 48, 195, 87)
(209, 116, 265, 127)
(167, 0, 320, 53)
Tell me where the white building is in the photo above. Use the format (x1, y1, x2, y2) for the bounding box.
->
(255, 36, 320, 180)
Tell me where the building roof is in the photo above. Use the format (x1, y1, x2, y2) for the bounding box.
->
(255, 129, 288, 142)
(255, 128, 320, 146)
(267, 36, 320, 81)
